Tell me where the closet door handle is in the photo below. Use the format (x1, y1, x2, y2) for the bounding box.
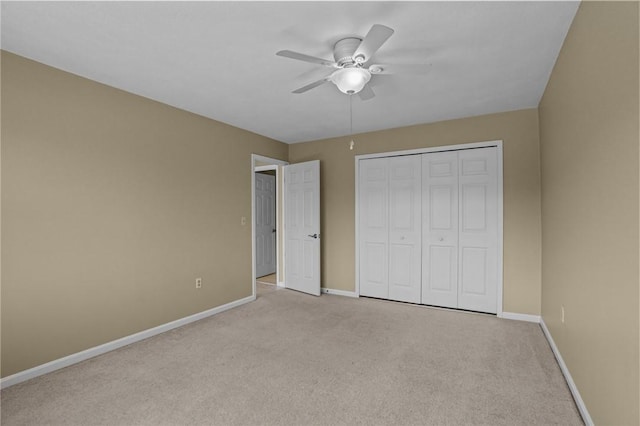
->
(308, 233, 319, 239)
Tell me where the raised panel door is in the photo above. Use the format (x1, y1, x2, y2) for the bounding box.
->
(421, 151, 459, 308)
(458, 148, 498, 313)
(359, 158, 389, 299)
(284, 161, 320, 296)
(388, 155, 421, 303)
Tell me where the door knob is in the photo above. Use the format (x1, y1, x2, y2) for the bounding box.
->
(308, 233, 319, 239)
(439, 237, 444, 242)
(272, 229, 277, 233)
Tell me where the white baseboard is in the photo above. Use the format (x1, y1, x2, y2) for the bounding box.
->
(540, 318, 593, 426)
(500, 312, 541, 323)
(0, 295, 256, 389)
(321, 288, 358, 298)
(277, 281, 285, 288)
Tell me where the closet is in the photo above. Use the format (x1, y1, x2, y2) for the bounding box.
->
(358, 146, 499, 314)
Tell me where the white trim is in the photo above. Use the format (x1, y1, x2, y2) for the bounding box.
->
(278, 166, 285, 287)
(251, 154, 288, 299)
(354, 157, 361, 297)
(499, 312, 541, 323)
(254, 165, 278, 172)
(354, 140, 504, 316)
(354, 140, 501, 161)
(0, 295, 255, 389)
(540, 318, 594, 426)
(321, 288, 358, 298)
(495, 142, 504, 317)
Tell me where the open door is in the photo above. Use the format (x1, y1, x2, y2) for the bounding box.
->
(284, 160, 321, 296)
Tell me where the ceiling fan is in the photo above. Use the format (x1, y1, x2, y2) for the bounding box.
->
(276, 24, 431, 101)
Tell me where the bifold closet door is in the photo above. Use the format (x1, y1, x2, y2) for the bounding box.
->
(422, 147, 498, 313)
(421, 151, 459, 308)
(359, 147, 498, 313)
(457, 148, 498, 314)
(387, 156, 421, 303)
(359, 158, 389, 299)
(359, 156, 421, 303)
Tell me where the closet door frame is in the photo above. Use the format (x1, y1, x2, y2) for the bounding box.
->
(354, 140, 504, 317)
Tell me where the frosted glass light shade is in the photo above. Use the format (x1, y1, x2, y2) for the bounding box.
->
(330, 67, 371, 94)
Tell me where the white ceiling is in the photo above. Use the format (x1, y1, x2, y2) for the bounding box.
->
(1, 1, 579, 144)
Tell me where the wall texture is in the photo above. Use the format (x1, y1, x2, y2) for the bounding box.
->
(289, 108, 542, 315)
(538, 2, 639, 424)
(1, 52, 288, 377)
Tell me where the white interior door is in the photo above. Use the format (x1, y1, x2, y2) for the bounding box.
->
(284, 160, 321, 296)
(359, 158, 389, 299)
(387, 155, 422, 303)
(255, 173, 276, 278)
(422, 151, 459, 308)
(457, 148, 498, 313)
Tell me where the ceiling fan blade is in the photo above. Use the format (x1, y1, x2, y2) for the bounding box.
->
(352, 24, 394, 63)
(292, 78, 331, 94)
(276, 50, 337, 68)
(368, 63, 433, 75)
(358, 85, 375, 101)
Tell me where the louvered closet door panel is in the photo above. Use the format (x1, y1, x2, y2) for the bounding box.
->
(359, 158, 389, 299)
(421, 151, 459, 308)
(387, 155, 422, 304)
(458, 148, 498, 313)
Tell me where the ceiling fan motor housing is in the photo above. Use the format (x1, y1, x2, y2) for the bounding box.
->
(333, 37, 363, 67)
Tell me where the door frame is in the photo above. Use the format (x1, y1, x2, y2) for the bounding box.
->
(354, 140, 504, 317)
(251, 154, 288, 299)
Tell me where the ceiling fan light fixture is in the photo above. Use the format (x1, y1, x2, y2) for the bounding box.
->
(330, 67, 371, 95)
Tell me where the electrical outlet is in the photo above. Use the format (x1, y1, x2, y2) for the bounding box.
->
(561, 305, 565, 324)
(196, 278, 202, 289)
(241, 216, 247, 226)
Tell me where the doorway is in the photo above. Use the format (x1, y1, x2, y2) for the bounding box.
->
(251, 155, 288, 298)
(251, 155, 322, 298)
(255, 170, 277, 279)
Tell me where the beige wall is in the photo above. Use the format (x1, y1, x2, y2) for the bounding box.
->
(538, 2, 639, 425)
(1, 52, 288, 377)
(289, 108, 542, 315)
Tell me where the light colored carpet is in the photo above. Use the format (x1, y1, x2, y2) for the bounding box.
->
(1, 288, 582, 425)
(256, 281, 280, 295)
